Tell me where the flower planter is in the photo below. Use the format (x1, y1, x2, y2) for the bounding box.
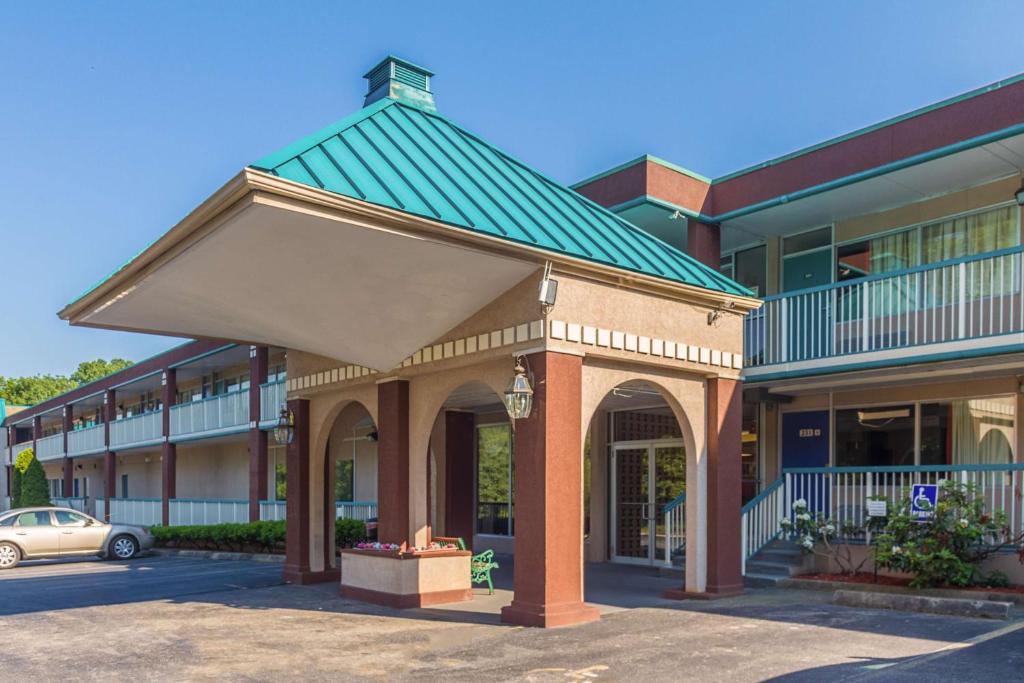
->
(339, 548, 473, 608)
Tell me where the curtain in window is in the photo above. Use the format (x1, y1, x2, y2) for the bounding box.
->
(922, 206, 1016, 263)
(952, 398, 1014, 464)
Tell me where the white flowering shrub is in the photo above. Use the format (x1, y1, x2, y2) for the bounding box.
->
(781, 499, 869, 575)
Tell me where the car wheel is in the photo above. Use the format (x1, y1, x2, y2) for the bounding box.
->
(109, 535, 139, 560)
(0, 542, 20, 570)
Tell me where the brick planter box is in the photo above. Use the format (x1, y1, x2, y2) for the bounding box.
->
(339, 548, 473, 608)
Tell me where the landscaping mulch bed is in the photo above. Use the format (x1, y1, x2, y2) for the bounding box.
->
(798, 571, 1024, 594)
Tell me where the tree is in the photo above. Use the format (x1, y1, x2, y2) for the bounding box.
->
(19, 452, 51, 508)
(0, 357, 135, 406)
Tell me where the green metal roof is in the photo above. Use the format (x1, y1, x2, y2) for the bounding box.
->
(250, 98, 750, 297)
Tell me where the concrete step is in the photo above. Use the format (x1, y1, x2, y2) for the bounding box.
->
(744, 560, 801, 577)
(757, 548, 803, 564)
(744, 572, 787, 588)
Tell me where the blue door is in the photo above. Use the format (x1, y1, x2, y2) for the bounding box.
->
(782, 411, 830, 516)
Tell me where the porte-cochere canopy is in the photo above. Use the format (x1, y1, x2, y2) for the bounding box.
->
(59, 56, 750, 371)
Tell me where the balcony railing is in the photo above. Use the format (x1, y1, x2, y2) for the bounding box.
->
(257, 500, 378, 522)
(259, 380, 287, 424)
(35, 433, 65, 461)
(67, 423, 106, 456)
(170, 390, 249, 439)
(109, 411, 163, 450)
(11, 441, 34, 462)
(96, 497, 162, 526)
(744, 247, 1024, 372)
(168, 498, 249, 525)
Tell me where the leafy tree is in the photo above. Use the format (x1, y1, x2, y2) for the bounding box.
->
(70, 358, 133, 385)
(0, 358, 134, 406)
(14, 448, 35, 473)
(19, 452, 51, 507)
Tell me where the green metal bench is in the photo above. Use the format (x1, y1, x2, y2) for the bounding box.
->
(433, 536, 500, 594)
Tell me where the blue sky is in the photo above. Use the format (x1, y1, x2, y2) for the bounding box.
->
(2, 0, 1023, 376)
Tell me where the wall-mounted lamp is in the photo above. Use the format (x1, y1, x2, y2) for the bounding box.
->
(503, 356, 534, 420)
(538, 261, 558, 314)
(273, 407, 295, 446)
(707, 300, 737, 326)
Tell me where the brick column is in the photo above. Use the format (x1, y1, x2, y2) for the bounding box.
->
(283, 397, 312, 583)
(687, 218, 721, 269)
(103, 389, 116, 520)
(161, 369, 177, 526)
(704, 377, 744, 596)
(444, 410, 476, 543)
(62, 405, 73, 498)
(248, 346, 269, 522)
(377, 379, 410, 548)
(501, 351, 600, 628)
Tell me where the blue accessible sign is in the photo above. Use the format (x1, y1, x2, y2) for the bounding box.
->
(911, 484, 938, 522)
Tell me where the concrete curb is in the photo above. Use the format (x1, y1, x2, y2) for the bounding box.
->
(778, 577, 1024, 605)
(151, 548, 285, 564)
(833, 589, 1012, 619)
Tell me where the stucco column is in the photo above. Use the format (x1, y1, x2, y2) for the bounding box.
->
(248, 346, 269, 522)
(103, 389, 116, 520)
(444, 410, 476, 544)
(687, 218, 721, 269)
(704, 376, 744, 596)
(283, 397, 313, 583)
(161, 369, 177, 527)
(501, 351, 600, 628)
(377, 379, 411, 548)
(62, 405, 73, 498)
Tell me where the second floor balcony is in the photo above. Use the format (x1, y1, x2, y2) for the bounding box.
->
(170, 389, 250, 440)
(743, 246, 1024, 379)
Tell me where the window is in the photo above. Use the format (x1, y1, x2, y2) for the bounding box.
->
(121, 474, 129, 499)
(476, 423, 513, 536)
(335, 459, 354, 502)
(783, 226, 833, 292)
(721, 245, 767, 296)
(0, 515, 16, 527)
(16, 511, 52, 527)
(920, 396, 1015, 465)
(837, 226, 919, 282)
(784, 226, 832, 255)
(835, 405, 916, 467)
(922, 205, 1017, 264)
(54, 511, 89, 527)
(741, 401, 759, 504)
(275, 461, 287, 500)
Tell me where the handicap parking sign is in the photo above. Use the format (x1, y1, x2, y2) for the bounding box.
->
(911, 484, 938, 522)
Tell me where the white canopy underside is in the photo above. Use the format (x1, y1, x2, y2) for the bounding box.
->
(79, 200, 537, 370)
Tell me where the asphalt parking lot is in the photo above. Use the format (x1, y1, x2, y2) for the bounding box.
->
(2, 555, 1023, 682)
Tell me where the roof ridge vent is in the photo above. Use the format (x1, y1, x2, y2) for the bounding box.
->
(363, 55, 436, 112)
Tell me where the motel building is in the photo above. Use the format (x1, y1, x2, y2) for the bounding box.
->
(4, 56, 1024, 624)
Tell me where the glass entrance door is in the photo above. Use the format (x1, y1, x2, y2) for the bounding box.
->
(612, 441, 685, 565)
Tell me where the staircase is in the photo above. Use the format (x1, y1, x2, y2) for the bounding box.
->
(743, 539, 807, 587)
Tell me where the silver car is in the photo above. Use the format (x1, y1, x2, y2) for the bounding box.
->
(0, 507, 154, 569)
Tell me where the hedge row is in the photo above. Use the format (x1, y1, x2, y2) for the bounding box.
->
(151, 518, 369, 554)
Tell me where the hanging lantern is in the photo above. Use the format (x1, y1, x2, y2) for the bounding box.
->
(503, 357, 534, 420)
(273, 407, 294, 445)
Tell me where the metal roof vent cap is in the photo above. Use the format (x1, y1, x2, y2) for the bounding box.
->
(363, 55, 436, 112)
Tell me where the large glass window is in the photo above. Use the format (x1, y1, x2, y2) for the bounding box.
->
(720, 245, 767, 296)
(922, 206, 1017, 264)
(837, 227, 919, 282)
(476, 423, 512, 536)
(741, 401, 759, 503)
(835, 405, 916, 467)
(920, 396, 1015, 465)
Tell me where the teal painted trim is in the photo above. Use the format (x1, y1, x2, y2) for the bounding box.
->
(110, 369, 163, 391)
(171, 497, 248, 504)
(571, 154, 712, 190)
(169, 425, 249, 444)
(335, 500, 377, 506)
(745, 339, 1024, 383)
(741, 477, 784, 514)
(168, 343, 237, 369)
(108, 437, 163, 451)
(663, 491, 686, 514)
(106, 497, 161, 503)
(713, 123, 1024, 223)
(250, 98, 395, 171)
(784, 464, 1024, 474)
(760, 245, 1024, 303)
(607, 194, 718, 226)
(714, 72, 1024, 184)
(259, 379, 285, 388)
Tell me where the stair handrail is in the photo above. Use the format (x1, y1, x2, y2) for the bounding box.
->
(741, 477, 786, 575)
(663, 491, 686, 567)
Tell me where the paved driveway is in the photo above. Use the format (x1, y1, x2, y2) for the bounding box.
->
(0, 554, 282, 615)
(2, 556, 1022, 681)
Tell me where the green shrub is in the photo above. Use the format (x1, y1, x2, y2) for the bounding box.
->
(19, 453, 51, 507)
(335, 518, 368, 549)
(151, 520, 286, 553)
(875, 481, 1009, 588)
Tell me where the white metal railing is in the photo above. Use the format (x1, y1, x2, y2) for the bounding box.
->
(170, 390, 249, 437)
(35, 433, 65, 461)
(257, 500, 378, 522)
(740, 478, 786, 575)
(168, 499, 249, 526)
(67, 424, 106, 456)
(52, 497, 88, 512)
(109, 411, 163, 449)
(662, 493, 686, 567)
(101, 497, 162, 526)
(260, 381, 287, 423)
(745, 247, 1024, 368)
(95, 498, 105, 520)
